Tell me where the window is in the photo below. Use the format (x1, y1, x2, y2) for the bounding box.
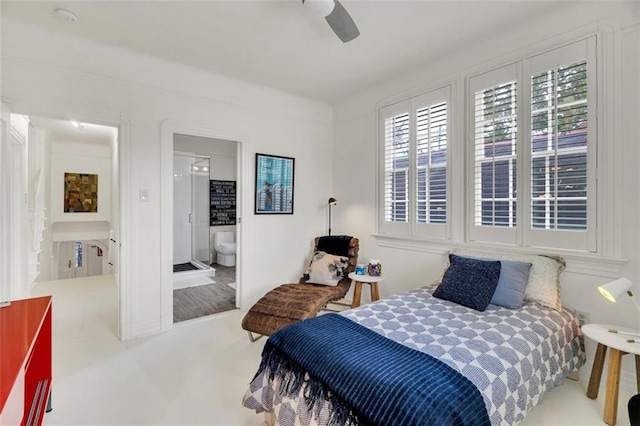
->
(383, 111, 409, 223)
(377, 37, 602, 256)
(530, 61, 588, 232)
(75, 241, 83, 268)
(469, 38, 596, 251)
(473, 80, 518, 229)
(380, 86, 450, 239)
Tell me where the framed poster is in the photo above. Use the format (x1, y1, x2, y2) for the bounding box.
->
(64, 172, 98, 213)
(210, 180, 236, 226)
(254, 153, 294, 214)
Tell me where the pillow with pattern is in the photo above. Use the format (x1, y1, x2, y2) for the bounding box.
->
(301, 251, 349, 286)
(433, 254, 502, 311)
(454, 249, 565, 310)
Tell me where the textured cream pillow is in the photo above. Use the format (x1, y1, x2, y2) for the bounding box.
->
(301, 251, 349, 286)
(453, 249, 565, 310)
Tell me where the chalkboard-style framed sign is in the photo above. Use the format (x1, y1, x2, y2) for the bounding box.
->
(210, 180, 236, 226)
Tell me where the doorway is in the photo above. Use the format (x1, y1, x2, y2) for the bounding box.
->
(171, 133, 239, 323)
(55, 241, 108, 279)
(23, 115, 121, 339)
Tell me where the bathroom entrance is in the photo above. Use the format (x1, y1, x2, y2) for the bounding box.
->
(172, 133, 239, 323)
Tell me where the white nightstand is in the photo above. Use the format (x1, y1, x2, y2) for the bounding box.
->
(348, 272, 384, 308)
(582, 323, 640, 425)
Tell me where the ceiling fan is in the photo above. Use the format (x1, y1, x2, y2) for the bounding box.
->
(303, 0, 360, 43)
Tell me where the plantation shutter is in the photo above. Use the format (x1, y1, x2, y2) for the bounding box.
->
(526, 37, 596, 251)
(413, 87, 450, 239)
(416, 102, 447, 223)
(468, 64, 519, 245)
(381, 100, 411, 235)
(380, 86, 450, 239)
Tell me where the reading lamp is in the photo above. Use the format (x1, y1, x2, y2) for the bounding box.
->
(598, 277, 640, 339)
(327, 197, 337, 235)
(598, 277, 640, 313)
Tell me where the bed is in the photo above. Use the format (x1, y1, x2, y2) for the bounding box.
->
(242, 251, 586, 426)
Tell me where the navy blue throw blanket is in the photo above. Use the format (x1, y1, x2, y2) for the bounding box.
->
(255, 314, 490, 426)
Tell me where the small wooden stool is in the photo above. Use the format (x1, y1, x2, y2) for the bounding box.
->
(348, 272, 384, 308)
(583, 324, 640, 426)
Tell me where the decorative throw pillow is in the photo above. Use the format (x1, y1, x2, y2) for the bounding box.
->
(301, 251, 349, 286)
(489, 260, 532, 309)
(432, 254, 502, 311)
(454, 249, 565, 310)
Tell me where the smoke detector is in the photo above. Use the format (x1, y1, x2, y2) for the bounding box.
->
(53, 8, 78, 22)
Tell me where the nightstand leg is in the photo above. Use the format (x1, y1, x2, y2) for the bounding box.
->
(352, 282, 362, 308)
(587, 343, 607, 399)
(603, 348, 623, 426)
(371, 282, 380, 302)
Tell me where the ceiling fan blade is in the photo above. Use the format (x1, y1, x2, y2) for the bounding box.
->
(325, 0, 360, 43)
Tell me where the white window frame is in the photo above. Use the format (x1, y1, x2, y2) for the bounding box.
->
(524, 38, 597, 252)
(468, 63, 521, 246)
(468, 38, 596, 252)
(375, 29, 624, 272)
(379, 86, 451, 240)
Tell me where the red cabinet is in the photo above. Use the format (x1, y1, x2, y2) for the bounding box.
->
(0, 296, 52, 425)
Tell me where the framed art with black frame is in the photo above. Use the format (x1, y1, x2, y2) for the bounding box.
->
(254, 153, 295, 214)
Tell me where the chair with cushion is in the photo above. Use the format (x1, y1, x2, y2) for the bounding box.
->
(241, 235, 359, 341)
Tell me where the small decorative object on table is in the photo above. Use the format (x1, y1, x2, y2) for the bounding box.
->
(368, 259, 382, 277)
(355, 264, 367, 275)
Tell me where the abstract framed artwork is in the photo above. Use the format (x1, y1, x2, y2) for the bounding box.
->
(254, 153, 295, 215)
(64, 172, 98, 213)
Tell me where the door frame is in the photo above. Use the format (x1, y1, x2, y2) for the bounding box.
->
(0, 99, 131, 339)
(160, 121, 246, 331)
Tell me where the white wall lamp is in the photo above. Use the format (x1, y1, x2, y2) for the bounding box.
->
(327, 197, 337, 236)
(598, 277, 640, 313)
(598, 277, 640, 338)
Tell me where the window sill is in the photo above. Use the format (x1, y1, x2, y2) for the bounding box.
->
(372, 233, 627, 278)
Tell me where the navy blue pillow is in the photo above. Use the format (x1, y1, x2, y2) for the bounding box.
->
(454, 254, 532, 309)
(433, 254, 501, 311)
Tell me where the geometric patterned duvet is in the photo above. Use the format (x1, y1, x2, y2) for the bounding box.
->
(242, 287, 586, 425)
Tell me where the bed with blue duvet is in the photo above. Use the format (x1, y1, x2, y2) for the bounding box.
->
(242, 252, 585, 425)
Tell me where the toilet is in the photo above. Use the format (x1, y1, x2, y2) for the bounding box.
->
(214, 231, 236, 266)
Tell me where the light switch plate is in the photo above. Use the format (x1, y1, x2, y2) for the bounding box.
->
(139, 189, 149, 202)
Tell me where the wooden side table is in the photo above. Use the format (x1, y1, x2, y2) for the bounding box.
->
(348, 272, 384, 308)
(582, 323, 640, 426)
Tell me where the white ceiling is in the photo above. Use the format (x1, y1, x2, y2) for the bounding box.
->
(1, 1, 633, 104)
(28, 116, 117, 146)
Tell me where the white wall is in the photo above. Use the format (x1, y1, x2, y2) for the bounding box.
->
(1, 17, 333, 338)
(333, 4, 640, 388)
(50, 141, 112, 224)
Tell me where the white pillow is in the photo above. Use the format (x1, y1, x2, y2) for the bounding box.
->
(453, 249, 565, 310)
(301, 251, 349, 286)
